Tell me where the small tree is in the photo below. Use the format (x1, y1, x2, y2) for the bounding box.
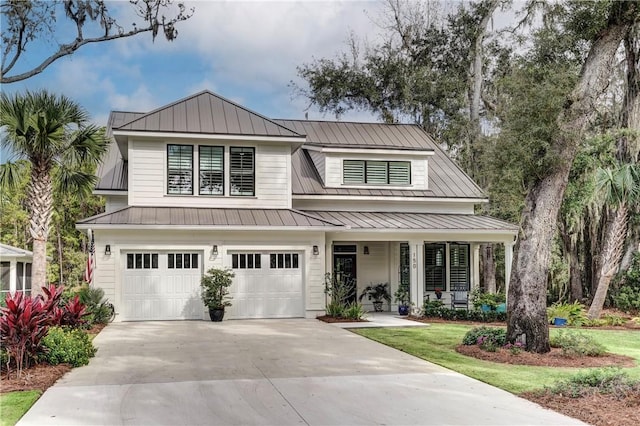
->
(200, 268, 234, 310)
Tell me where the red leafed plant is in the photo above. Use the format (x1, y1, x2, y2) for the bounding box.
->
(61, 295, 88, 327)
(40, 284, 65, 326)
(0, 292, 49, 378)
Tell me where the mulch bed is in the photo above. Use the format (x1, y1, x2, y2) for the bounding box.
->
(316, 315, 368, 323)
(1, 363, 71, 393)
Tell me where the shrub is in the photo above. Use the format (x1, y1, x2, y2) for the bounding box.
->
(462, 327, 506, 346)
(550, 330, 606, 357)
(60, 296, 88, 328)
(325, 301, 345, 318)
(343, 303, 366, 320)
(79, 286, 113, 325)
(0, 292, 49, 377)
(470, 289, 506, 310)
(503, 342, 525, 355)
(612, 252, 640, 314)
(547, 301, 587, 326)
(548, 368, 639, 398)
(41, 326, 97, 367)
(602, 313, 626, 326)
(477, 335, 499, 352)
(324, 273, 355, 317)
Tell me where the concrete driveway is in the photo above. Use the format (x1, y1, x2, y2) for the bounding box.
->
(19, 320, 584, 425)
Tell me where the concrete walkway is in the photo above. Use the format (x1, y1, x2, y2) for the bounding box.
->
(19, 320, 585, 426)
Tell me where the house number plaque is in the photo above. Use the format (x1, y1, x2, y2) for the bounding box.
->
(412, 251, 417, 269)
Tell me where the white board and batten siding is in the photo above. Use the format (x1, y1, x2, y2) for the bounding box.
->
(128, 139, 291, 208)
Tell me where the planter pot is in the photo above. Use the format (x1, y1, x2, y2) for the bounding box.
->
(398, 305, 410, 316)
(373, 301, 384, 312)
(496, 303, 506, 313)
(480, 304, 491, 312)
(435, 293, 442, 300)
(209, 308, 225, 322)
(553, 317, 568, 327)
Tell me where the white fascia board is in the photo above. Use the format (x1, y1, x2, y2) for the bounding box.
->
(94, 190, 128, 196)
(334, 228, 517, 236)
(76, 224, 344, 232)
(303, 145, 434, 156)
(113, 130, 306, 144)
(292, 194, 489, 203)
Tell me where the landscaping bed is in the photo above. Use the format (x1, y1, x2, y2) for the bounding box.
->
(316, 315, 367, 323)
(1, 363, 71, 393)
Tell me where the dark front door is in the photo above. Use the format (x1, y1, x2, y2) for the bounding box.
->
(334, 254, 357, 304)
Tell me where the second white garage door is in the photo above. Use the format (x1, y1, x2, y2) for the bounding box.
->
(227, 252, 304, 319)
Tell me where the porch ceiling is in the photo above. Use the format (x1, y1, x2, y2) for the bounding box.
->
(305, 211, 518, 234)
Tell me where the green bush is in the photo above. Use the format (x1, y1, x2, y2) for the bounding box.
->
(548, 368, 639, 398)
(343, 303, 366, 320)
(41, 327, 96, 367)
(613, 252, 640, 314)
(550, 330, 606, 357)
(422, 302, 506, 322)
(78, 286, 113, 325)
(602, 313, 627, 326)
(547, 301, 587, 326)
(462, 327, 507, 346)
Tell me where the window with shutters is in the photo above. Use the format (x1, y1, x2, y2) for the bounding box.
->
(424, 243, 445, 291)
(167, 144, 193, 194)
(230, 147, 255, 196)
(199, 146, 224, 195)
(343, 160, 410, 185)
(449, 244, 470, 291)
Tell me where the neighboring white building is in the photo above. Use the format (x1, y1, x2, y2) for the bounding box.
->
(77, 91, 518, 321)
(0, 243, 33, 298)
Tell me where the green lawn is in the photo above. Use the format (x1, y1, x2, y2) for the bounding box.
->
(353, 324, 640, 394)
(0, 390, 41, 426)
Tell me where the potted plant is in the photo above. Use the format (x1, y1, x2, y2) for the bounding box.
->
(200, 267, 235, 321)
(359, 283, 391, 312)
(394, 287, 411, 316)
(434, 288, 443, 300)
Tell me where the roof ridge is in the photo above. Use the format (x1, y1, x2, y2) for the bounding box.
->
(274, 118, 422, 126)
(289, 208, 343, 227)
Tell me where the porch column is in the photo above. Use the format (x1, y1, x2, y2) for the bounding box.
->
(473, 244, 480, 291)
(504, 241, 515, 300)
(325, 236, 333, 276)
(409, 240, 423, 309)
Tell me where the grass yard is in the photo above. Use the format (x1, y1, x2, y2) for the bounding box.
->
(353, 324, 640, 394)
(0, 390, 41, 426)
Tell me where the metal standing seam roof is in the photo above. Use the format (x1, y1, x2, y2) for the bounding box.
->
(0, 243, 33, 258)
(77, 207, 342, 228)
(306, 211, 519, 232)
(114, 91, 303, 138)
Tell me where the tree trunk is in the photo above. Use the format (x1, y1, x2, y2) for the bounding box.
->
(507, 3, 636, 353)
(481, 244, 497, 293)
(57, 223, 64, 286)
(27, 161, 54, 295)
(588, 206, 628, 319)
(620, 236, 639, 272)
(569, 237, 583, 302)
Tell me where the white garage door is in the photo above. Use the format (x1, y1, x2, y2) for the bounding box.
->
(121, 252, 202, 321)
(228, 252, 304, 319)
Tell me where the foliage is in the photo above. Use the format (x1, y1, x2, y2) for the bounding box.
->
(0, 390, 41, 426)
(422, 301, 507, 322)
(1, 1, 194, 83)
(470, 289, 506, 309)
(394, 287, 410, 306)
(613, 252, 640, 314)
(546, 301, 587, 326)
(324, 273, 355, 317)
(0, 292, 48, 377)
(41, 326, 96, 367)
(60, 295, 88, 328)
(462, 327, 506, 347)
(548, 368, 639, 398)
(78, 286, 113, 325)
(358, 283, 391, 304)
(503, 342, 525, 355)
(200, 268, 234, 309)
(343, 303, 366, 321)
(601, 313, 627, 326)
(550, 330, 606, 357)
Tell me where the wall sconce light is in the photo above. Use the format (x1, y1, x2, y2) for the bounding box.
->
(105, 245, 111, 256)
(212, 245, 218, 256)
(363, 246, 370, 255)
(312, 245, 319, 256)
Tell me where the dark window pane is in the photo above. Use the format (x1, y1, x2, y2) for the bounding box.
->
(232, 254, 238, 269)
(167, 144, 193, 194)
(247, 254, 254, 269)
(17, 262, 24, 291)
(277, 254, 284, 269)
(199, 146, 224, 195)
(143, 253, 150, 269)
(284, 254, 291, 268)
(184, 254, 191, 269)
(176, 254, 183, 269)
(1, 262, 10, 291)
(254, 254, 261, 269)
(25, 264, 31, 292)
(168, 254, 174, 269)
(239, 254, 246, 269)
(127, 254, 134, 269)
(192, 254, 198, 269)
(270, 254, 276, 268)
(152, 254, 158, 269)
(292, 254, 298, 269)
(230, 147, 255, 196)
(135, 254, 143, 269)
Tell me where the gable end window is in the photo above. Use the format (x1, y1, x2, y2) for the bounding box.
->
(167, 144, 193, 194)
(230, 147, 255, 196)
(199, 146, 224, 195)
(343, 160, 410, 185)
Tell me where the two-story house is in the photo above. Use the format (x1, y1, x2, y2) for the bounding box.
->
(77, 91, 518, 321)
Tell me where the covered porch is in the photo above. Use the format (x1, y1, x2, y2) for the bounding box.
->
(313, 211, 518, 312)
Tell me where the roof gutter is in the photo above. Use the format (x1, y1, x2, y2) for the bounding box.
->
(76, 224, 346, 232)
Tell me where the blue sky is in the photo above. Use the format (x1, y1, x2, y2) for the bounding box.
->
(2, 0, 388, 140)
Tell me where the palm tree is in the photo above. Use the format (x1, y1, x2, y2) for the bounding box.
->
(0, 90, 107, 293)
(587, 163, 640, 319)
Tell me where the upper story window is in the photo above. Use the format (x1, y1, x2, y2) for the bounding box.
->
(167, 144, 193, 194)
(343, 160, 410, 185)
(230, 147, 255, 196)
(199, 146, 224, 195)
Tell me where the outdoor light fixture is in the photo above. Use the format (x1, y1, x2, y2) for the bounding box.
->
(212, 245, 218, 256)
(105, 245, 111, 256)
(312, 245, 319, 256)
(364, 246, 370, 255)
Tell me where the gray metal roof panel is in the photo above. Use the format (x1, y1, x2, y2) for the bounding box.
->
(77, 207, 340, 228)
(115, 91, 302, 138)
(0, 243, 33, 257)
